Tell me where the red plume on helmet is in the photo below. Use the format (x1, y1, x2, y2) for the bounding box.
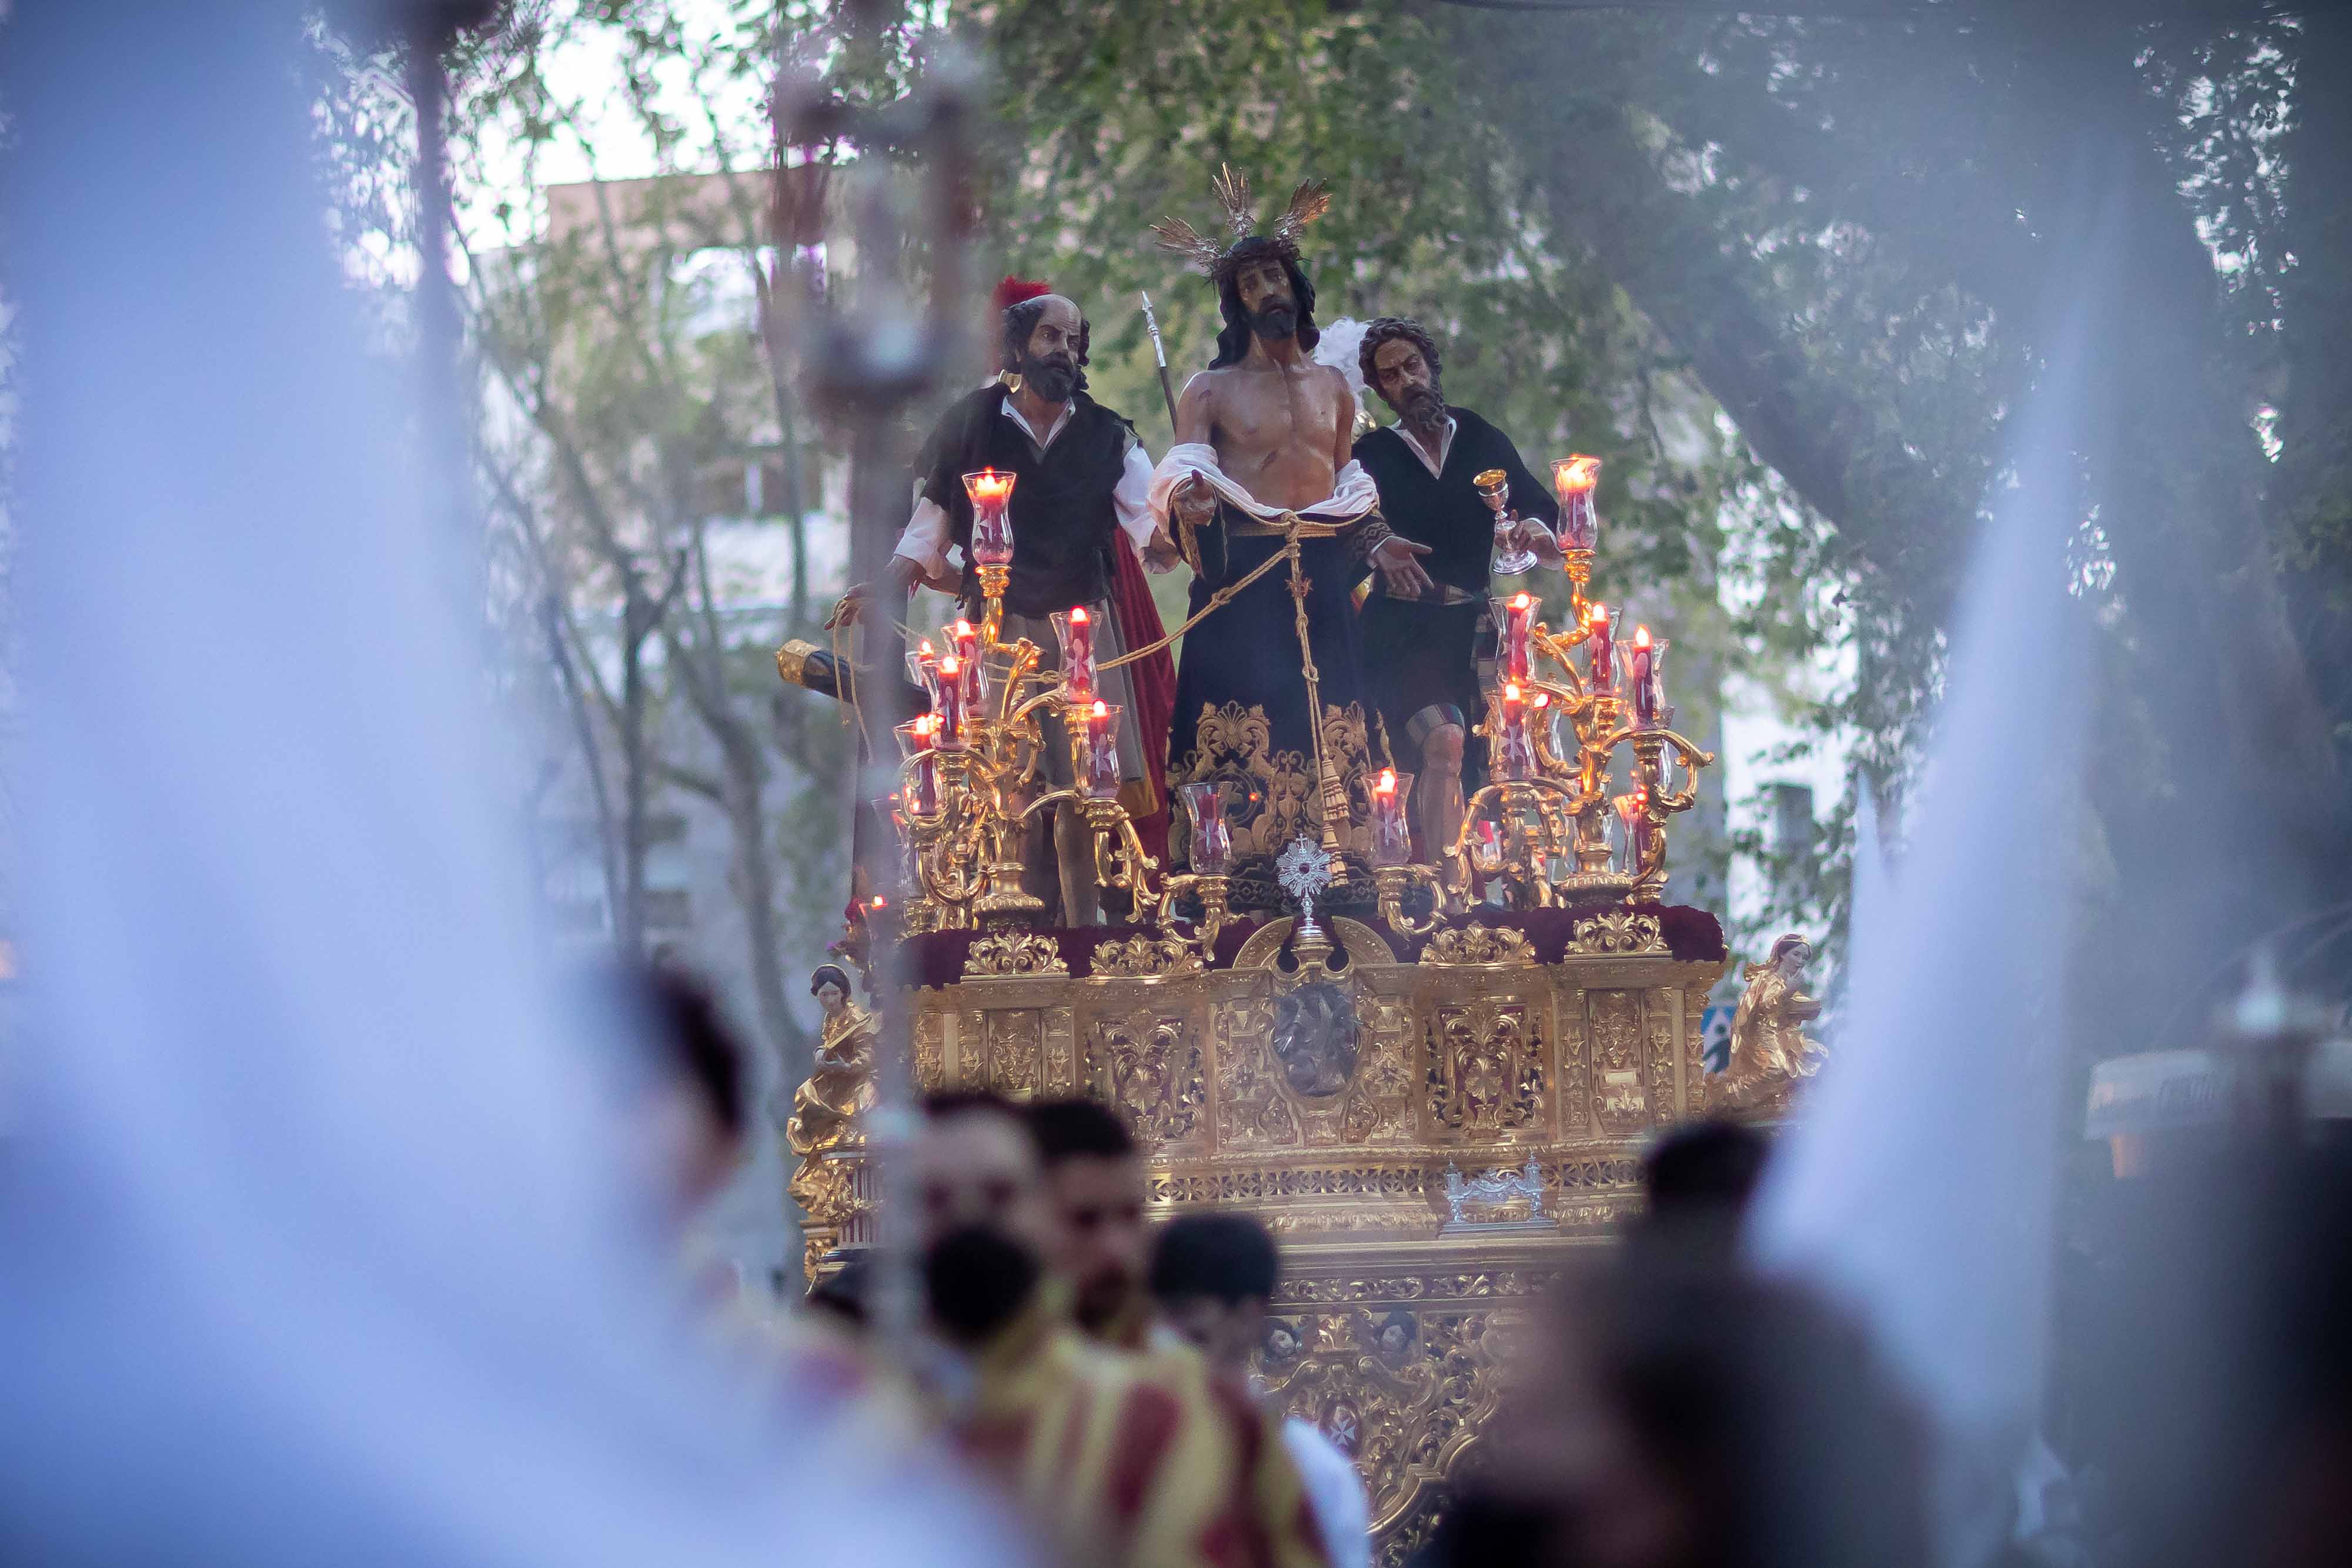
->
(994, 275, 1051, 312)
(991, 276, 1053, 373)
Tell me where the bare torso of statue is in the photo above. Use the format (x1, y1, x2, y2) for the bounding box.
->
(1172, 252, 1354, 514)
(1183, 355, 1353, 509)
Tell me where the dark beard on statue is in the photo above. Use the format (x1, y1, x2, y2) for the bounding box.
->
(923, 1223, 1040, 1345)
(1401, 382, 1447, 439)
(1023, 353, 1077, 403)
(1249, 300, 1298, 342)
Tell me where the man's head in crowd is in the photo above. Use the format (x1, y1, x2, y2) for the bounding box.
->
(1028, 1097, 1151, 1338)
(1150, 1212, 1281, 1384)
(913, 1091, 1058, 1345)
(1633, 1118, 1770, 1259)
(1468, 1251, 1928, 1568)
(607, 962, 749, 1226)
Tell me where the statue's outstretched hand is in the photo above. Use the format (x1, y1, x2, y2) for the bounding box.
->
(824, 584, 873, 629)
(1371, 535, 1436, 599)
(1172, 476, 1217, 529)
(824, 556, 923, 628)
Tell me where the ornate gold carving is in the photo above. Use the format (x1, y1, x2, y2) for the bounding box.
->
(961, 931, 1068, 978)
(1168, 702, 1314, 862)
(1092, 1011, 1207, 1145)
(1043, 1005, 1077, 1094)
(1089, 934, 1207, 978)
(1568, 910, 1668, 955)
(1645, 989, 1680, 1128)
(914, 1007, 947, 1094)
(1421, 924, 1538, 967)
(1167, 701, 1374, 872)
(1425, 1001, 1545, 1138)
(980, 1009, 1044, 1096)
(1257, 1305, 1516, 1541)
(1587, 988, 1652, 1133)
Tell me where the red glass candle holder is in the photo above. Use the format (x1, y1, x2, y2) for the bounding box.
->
(963, 469, 1017, 568)
(1552, 454, 1602, 552)
(1369, 767, 1416, 867)
(1051, 606, 1096, 702)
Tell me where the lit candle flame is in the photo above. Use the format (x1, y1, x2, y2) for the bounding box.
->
(1070, 606, 1088, 625)
(1634, 624, 1652, 648)
(1375, 767, 1396, 794)
(1091, 699, 1108, 718)
(1503, 682, 1523, 702)
(965, 468, 1015, 504)
(938, 656, 961, 676)
(1509, 591, 1531, 611)
(1589, 604, 1608, 627)
(1553, 454, 1601, 492)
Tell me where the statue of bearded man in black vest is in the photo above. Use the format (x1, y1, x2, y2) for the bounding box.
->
(837, 283, 1181, 924)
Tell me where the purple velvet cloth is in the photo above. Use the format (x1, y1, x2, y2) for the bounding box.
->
(900, 903, 1726, 988)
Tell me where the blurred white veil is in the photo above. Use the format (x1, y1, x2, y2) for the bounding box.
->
(0, 8, 1007, 1566)
(1745, 204, 2113, 1560)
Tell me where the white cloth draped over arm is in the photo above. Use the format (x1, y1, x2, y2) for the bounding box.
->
(1147, 442, 1379, 527)
(1114, 435, 1165, 570)
(890, 498, 954, 576)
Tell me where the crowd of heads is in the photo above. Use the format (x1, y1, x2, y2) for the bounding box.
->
(603, 951, 2352, 1568)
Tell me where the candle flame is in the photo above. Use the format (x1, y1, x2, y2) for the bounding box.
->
(1591, 603, 1609, 626)
(963, 467, 1017, 504)
(1502, 682, 1523, 702)
(1509, 591, 1531, 611)
(1534, 692, 1551, 709)
(918, 638, 935, 656)
(1091, 699, 1109, 718)
(939, 656, 961, 675)
(1070, 606, 1088, 624)
(1634, 624, 1652, 648)
(1375, 767, 1396, 793)
(1553, 454, 1601, 491)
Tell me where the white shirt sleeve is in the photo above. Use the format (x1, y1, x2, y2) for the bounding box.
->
(891, 497, 953, 577)
(1114, 439, 1165, 568)
(1282, 1417, 1371, 1568)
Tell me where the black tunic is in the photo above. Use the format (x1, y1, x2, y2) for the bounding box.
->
(1352, 408, 1559, 787)
(1351, 407, 1557, 596)
(914, 386, 1137, 618)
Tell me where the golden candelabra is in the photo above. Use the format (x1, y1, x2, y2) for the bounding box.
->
(892, 470, 1161, 931)
(834, 453, 1715, 940)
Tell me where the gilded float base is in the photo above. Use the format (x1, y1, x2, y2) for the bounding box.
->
(883, 908, 1729, 1560)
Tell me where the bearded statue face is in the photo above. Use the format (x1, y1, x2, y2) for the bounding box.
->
(1370, 335, 1445, 439)
(1013, 295, 1084, 403)
(1232, 254, 1299, 342)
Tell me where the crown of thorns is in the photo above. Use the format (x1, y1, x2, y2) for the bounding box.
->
(1150, 163, 1332, 280)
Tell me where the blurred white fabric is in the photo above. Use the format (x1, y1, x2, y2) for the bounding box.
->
(1744, 216, 2107, 1559)
(0, 8, 1011, 1566)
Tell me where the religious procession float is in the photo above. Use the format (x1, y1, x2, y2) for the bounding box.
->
(774, 162, 1825, 1563)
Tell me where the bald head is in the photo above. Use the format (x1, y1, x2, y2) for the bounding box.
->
(1004, 294, 1087, 402)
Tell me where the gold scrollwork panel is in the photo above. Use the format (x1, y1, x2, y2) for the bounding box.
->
(1420, 994, 1548, 1145)
(1088, 1006, 1210, 1152)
